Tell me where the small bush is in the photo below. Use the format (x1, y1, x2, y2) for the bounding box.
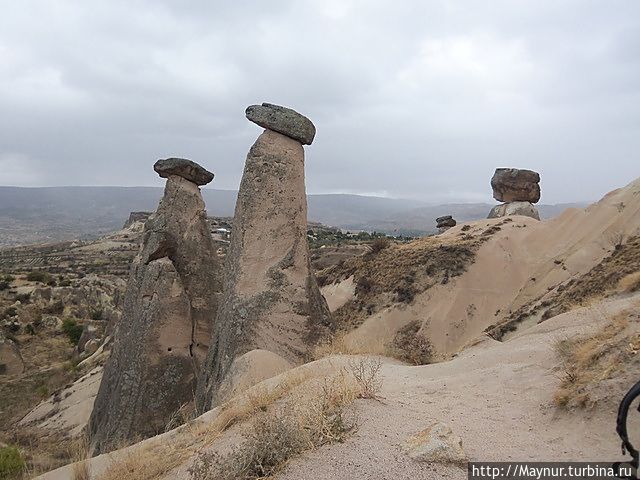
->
(90, 308, 103, 320)
(349, 357, 383, 399)
(0, 445, 25, 479)
(369, 237, 390, 254)
(3, 306, 17, 318)
(36, 384, 49, 399)
(395, 285, 416, 303)
(62, 319, 84, 345)
(189, 374, 359, 480)
(44, 300, 65, 315)
(26, 270, 51, 283)
(0, 280, 9, 291)
(14, 293, 30, 303)
(389, 320, 433, 365)
(356, 276, 374, 295)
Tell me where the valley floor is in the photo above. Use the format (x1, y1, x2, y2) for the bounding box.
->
(38, 293, 639, 480)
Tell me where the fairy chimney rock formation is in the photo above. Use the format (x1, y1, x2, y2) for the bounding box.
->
(196, 103, 332, 411)
(436, 215, 456, 233)
(488, 168, 541, 220)
(491, 168, 540, 203)
(89, 158, 222, 455)
(245, 103, 316, 145)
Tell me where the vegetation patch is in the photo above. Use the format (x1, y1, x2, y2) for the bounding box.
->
(487, 235, 640, 340)
(553, 309, 640, 409)
(189, 371, 364, 480)
(62, 319, 83, 345)
(319, 235, 481, 333)
(388, 320, 434, 365)
(0, 445, 25, 479)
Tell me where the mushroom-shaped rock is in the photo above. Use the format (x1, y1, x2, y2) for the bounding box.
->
(154, 158, 214, 186)
(245, 103, 316, 145)
(436, 215, 456, 228)
(89, 159, 222, 455)
(491, 168, 541, 203)
(196, 108, 331, 411)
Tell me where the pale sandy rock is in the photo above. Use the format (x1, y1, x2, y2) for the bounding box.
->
(76, 324, 98, 354)
(83, 338, 100, 356)
(0, 333, 24, 375)
(488, 201, 540, 220)
(20, 367, 103, 437)
(403, 422, 466, 464)
(216, 349, 293, 400)
(88, 162, 222, 455)
(196, 114, 331, 411)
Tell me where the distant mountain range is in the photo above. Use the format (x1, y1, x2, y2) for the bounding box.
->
(0, 186, 587, 246)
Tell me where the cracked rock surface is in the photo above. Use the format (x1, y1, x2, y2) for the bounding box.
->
(196, 119, 331, 412)
(88, 169, 221, 455)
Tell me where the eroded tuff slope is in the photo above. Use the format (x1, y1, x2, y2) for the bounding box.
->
(319, 177, 640, 357)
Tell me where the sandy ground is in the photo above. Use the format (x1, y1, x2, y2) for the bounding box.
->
(36, 292, 639, 480)
(343, 177, 640, 357)
(278, 295, 638, 480)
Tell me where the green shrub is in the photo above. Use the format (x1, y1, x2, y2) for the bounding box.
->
(62, 319, 83, 345)
(0, 281, 9, 291)
(3, 307, 17, 318)
(90, 308, 103, 320)
(0, 445, 25, 479)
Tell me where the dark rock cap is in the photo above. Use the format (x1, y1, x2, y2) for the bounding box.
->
(436, 215, 453, 223)
(245, 103, 316, 145)
(491, 168, 541, 203)
(154, 158, 214, 186)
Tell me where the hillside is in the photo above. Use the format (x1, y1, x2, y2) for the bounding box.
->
(0, 186, 584, 246)
(2, 177, 634, 480)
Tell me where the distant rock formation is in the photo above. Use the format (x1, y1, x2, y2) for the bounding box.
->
(89, 158, 222, 455)
(122, 211, 152, 229)
(488, 168, 541, 220)
(0, 333, 24, 376)
(488, 202, 541, 221)
(491, 168, 540, 203)
(196, 103, 332, 411)
(436, 215, 456, 233)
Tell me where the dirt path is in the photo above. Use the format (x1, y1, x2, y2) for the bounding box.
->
(278, 295, 636, 479)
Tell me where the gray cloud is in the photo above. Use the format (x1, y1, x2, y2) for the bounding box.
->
(0, 0, 639, 203)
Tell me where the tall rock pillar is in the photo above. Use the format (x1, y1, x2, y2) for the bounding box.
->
(89, 158, 222, 454)
(196, 103, 332, 411)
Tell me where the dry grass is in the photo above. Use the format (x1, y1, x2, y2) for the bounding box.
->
(312, 332, 390, 359)
(96, 370, 312, 480)
(349, 357, 383, 399)
(188, 370, 364, 480)
(317, 235, 480, 332)
(553, 309, 640, 408)
(95, 359, 383, 480)
(69, 435, 91, 480)
(618, 271, 640, 294)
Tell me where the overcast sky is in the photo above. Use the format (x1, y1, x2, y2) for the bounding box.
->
(0, 1, 638, 203)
